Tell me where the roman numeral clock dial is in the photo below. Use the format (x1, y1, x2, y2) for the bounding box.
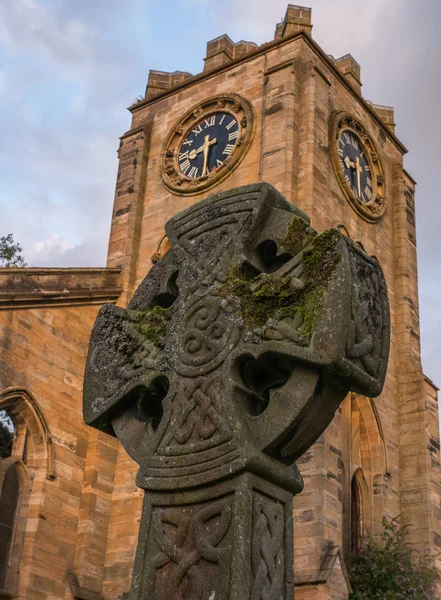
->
(331, 114, 386, 222)
(178, 113, 239, 179)
(162, 95, 254, 195)
(338, 131, 372, 204)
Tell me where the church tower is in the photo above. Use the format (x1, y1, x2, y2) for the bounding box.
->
(0, 5, 440, 600)
(104, 5, 441, 598)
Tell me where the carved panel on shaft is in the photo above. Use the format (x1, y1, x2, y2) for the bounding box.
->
(148, 497, 232, 600)
(252, 493, 285, 600)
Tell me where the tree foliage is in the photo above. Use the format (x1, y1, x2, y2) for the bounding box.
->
(0, 233, 27, 267)
(0, 410, 14, 459)
(350, 518, 438, 600)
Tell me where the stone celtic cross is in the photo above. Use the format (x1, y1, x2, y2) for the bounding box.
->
(83, 183, 390, 600)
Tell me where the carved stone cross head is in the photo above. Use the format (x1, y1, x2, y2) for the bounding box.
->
(83, 183, 390, 599)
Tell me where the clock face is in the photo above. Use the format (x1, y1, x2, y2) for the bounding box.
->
(338, 130, 373, 204)
(330, 113, 386, 222)
(161, 95, 254, 195)
(178, 112, 240, 179)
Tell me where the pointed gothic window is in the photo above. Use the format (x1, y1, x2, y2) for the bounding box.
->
(0, 389, 54, 597)
(0, 410, 19, 592)
(351, 473, 362, 555)
(0, 464, 20, 590)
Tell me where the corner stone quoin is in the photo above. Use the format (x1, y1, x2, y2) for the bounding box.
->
(83, 182, 390, 600)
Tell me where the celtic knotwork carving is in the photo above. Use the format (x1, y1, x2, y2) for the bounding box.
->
(158, 376, 231, 455)
(252, 494, 285, 600)
(152, 497, 232, 599)
(177, 295, 240, 375)
(346, 245, 384, 376)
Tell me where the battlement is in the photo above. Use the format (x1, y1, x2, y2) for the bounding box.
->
(274, 5, 313, 39)
(333, 54, 362, 95)
(140, 4, 397, 139)
(145, 70, 193, 99)
(203, 34, 258, 72)
(366, 101, 396, 133)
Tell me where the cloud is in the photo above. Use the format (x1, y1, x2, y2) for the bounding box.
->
(0, 0, 95, 75)
(27, 234, 107, 268)
(0, 0, 439, 386)
(0, 0, 142, 271)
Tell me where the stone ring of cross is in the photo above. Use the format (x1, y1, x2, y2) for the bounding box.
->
(84, 182, 389, 483)
(83, 183, 390, 600)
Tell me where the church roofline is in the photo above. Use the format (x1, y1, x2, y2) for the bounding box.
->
(129, 29, 408, 155)
(424, 373, 439, 392)
(403, 168, 417, 185)
(0, 267, 122, 310)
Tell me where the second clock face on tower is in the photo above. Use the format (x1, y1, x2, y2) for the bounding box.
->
(338, 130, 373, 205)
(162, 95, 254, 195)
(331, 113, 386, 222)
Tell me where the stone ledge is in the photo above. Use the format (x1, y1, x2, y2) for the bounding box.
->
(0, 268, 122, 310)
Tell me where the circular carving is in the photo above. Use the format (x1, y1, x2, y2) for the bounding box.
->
(161, 94, 254, 195)
(177, 296, 240, 376)
(330, 112, 386, 222)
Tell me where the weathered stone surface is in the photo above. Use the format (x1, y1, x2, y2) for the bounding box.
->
(83, 182, 390, 599)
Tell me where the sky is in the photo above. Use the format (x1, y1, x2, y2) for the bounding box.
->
(0, 0, 440, 383)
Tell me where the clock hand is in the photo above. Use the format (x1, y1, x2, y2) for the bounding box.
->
(344, 156, 356, 170)
(188, 136, 217, 165)
(202, 135, 218, 175)
(355, 156, 362, 197)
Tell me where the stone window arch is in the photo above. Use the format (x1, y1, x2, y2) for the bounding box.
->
(343, 394, 387, 563)
(0, 389, 54, 597)
(351, 469, 365, 555)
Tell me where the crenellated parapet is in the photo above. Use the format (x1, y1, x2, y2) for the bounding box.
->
(145, 69, 193, 99)
(203, 34, 258, 72)
(274, 4, 312, 39)
(366, 101, 396, 133)
(334, 54, 362, 95)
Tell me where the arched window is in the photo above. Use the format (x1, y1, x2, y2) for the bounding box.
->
(0, 462, 20, 590)
(351, 473, 362, 555)
(0, 389, 53, 597)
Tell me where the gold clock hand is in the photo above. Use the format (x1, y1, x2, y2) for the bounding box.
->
(189, 145, 204, 160)
(202, 135, 217, 175)
(355, 156, 362, 197)
(344, 156, 356, 170)
(202, 136, 210, 176)
(187, 136, 218, 168)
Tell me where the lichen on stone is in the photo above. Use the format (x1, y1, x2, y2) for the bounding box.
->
(217, 228, 342, 338)
(133, 305, 172, 347)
